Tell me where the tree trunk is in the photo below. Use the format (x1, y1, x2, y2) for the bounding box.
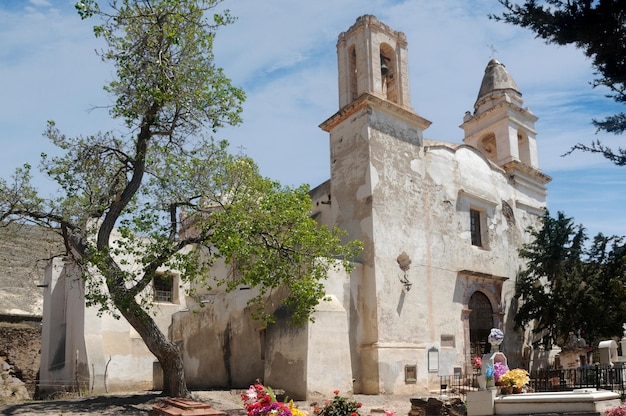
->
(159, 344, 189, 398)
(111, 284, 190, 397)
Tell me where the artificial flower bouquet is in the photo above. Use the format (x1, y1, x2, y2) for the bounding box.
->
(498, 368, 530, 388)
(488, 329, 504, 345)
(493, 362, 509, 384)
(605, 403, 626, 416)
(484, 363, 495, 382)
(471, 356, 482, 372)
(241, 383, 306, 416)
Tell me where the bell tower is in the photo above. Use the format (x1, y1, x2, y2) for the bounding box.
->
(336, 15, 412, 111)
(320, 15, 430, 244)
(461, 59, 550, 200)
(319, 15, 430, 395)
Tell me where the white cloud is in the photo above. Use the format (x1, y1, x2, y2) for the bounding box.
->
(29, 0, 52, 6)
(1, 0, 624, 237)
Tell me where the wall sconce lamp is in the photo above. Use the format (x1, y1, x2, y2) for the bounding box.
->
(396, 251, 412, 292)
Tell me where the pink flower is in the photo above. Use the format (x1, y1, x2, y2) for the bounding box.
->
(385, 411, 396, 416)
(606, 404, 626, 416)
(333, 390, 340, 395)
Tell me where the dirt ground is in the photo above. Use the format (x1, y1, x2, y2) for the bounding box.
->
(0, 390, 417, 416)
(0, 392, 164, 415)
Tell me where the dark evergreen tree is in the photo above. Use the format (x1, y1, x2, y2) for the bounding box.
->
(516, 211, 626, 348)
(493, 0, 626, 165)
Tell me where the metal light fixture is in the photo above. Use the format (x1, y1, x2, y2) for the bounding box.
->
(396, 251, 412, 291)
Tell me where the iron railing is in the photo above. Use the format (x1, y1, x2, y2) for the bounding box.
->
(529, 364, 626, 397)
(153, 289, 172, 302)
(439, 364, 626, 400)
(439, 373, 480, 400)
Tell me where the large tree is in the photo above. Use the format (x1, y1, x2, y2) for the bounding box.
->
(0, 0, 361, 398)
(493, 0, 626, 165)
(515, 211, 626, 349)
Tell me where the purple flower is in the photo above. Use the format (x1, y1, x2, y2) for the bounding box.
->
(493, 362, 509, 382)
(488, 329, 504, 344)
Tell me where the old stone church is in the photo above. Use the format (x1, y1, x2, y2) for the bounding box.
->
(169, 14, 550, 398)
(33, 15, 550, 399)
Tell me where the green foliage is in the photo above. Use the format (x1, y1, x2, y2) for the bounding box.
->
(313, 391, 363, 416)
(493, 0, 626, 165)
(515, 211, 626, 348)
(202, 158, 362, 325)
(0, 0, 362, 397)
(76, 0, 243, 133)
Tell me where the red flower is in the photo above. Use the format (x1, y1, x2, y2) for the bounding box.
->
(351, 413, 358, 416)
(333, 390, 340, 395)
(357, 403, 362, 408)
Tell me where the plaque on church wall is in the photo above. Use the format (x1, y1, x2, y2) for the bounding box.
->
(441, 334, 455, 348)
(428, 347, 439, 373)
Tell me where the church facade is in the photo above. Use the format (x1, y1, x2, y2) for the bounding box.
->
(36, 15, 550, 398)
(171, 15, 550, 398)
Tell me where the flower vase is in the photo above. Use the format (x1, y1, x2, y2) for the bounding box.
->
(501, 386, 513, 395)
(512, 387, 523, 394)
(478, 374, 487, 391)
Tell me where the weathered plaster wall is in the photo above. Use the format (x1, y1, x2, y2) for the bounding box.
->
(171, 288, 265, 390)
(83, 304, 159, 393)
(39, 233, 190, 395)
(324, 102, 543, 395)
(169, 264, 360, 399)
(264, 306, 309, 399)
(263, 271, 355, 400)
(39, 258, 88, 394)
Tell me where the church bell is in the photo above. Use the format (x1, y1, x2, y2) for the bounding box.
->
(380, 55, 389, 76)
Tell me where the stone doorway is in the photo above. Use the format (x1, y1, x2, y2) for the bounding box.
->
(469, 291, 493, 357)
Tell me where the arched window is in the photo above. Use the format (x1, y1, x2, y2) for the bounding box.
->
(469, 291, 493, 356)
(517, 129, 531, 165)
(349, 45, 357, 102)
(379, 43, 397, 103)
(479, 133, 497, 163)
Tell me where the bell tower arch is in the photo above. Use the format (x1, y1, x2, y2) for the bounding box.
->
(336, 15, 412, 111)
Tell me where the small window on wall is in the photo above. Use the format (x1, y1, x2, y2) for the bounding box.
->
(405, 365, 417, 383)
(470, 209, 483, 247)
(153, 273, 175, 303)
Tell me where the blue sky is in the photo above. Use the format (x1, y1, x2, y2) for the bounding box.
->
(1, 0, 624, 238)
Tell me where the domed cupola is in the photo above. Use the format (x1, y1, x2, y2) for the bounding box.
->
(474, 59, 523, 117)
(461, 59, 550, 203)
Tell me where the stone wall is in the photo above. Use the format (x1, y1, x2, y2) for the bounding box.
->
(0, 223, 64, 399)
(0, 317, 42, 398)
(0, 223, 64, 316)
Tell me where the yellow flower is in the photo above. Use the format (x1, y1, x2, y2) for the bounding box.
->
(499, 369, 529, 388)
(288, 400, 308, 416)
